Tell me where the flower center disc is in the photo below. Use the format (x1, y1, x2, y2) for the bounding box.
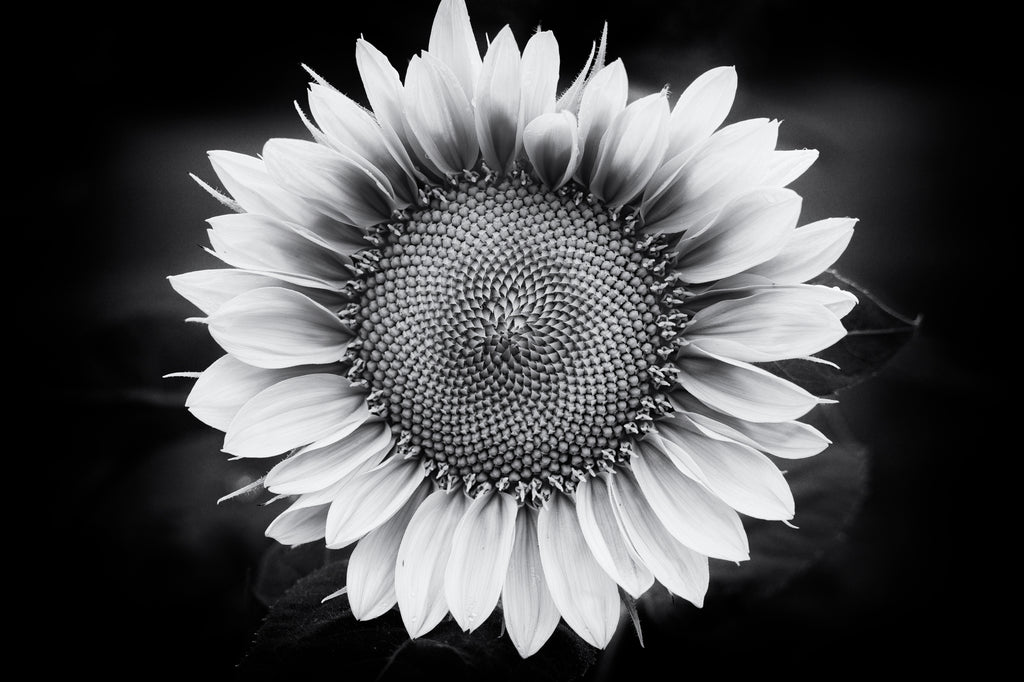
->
(352, 176, 673, 500)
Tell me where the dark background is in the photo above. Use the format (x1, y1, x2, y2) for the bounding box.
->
(35, 0, 987, 676)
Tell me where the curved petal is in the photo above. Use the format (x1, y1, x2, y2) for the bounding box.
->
(428, 0, 481, 99)
(575, 59, 627, 185)
(347, 484, 430, 620)
(688, 279, 858, 319)
(444, 492, 517, 631)
(537, 493, 620, 649)
(264, 421, 394, 495)
(575, 476, 654, 598)
(207, 287, 351, 369)
(631, 440, 749, 561)
(666, 66, 738, 159)
(520, 30, 559, 126)
(590, 91, 670, 207)
(762, 148, 818, 187)
(474, 26, 522, 175)
(224, 373, 367, 458)
(324, 457, 427, 549)
(607, 471, 709, 605)
(745, 217, 857, 285)
(396, 489, 469, 637)
(404, 53, 479, 176)
(265, 503, 329, 547)
(170, 269, 346, 316)
(502, 506, 561, 658)
(523, 111, 580, 189)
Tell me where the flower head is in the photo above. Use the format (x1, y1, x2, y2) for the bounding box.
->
(172, 0, 856, 657)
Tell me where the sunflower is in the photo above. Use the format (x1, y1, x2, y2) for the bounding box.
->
(171, 0, 856, 657)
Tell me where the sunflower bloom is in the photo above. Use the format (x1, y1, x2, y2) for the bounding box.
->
(171, 0, 856, 657)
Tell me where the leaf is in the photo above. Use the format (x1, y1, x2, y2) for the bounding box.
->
(762, 269, 919, 396)
(253, 543, 347, 607)
(239, 559, 598, 681)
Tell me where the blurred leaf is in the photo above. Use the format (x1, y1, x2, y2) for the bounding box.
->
(253, 543, 344, 607)
(240, 559, 597, 681)
(763, 269, 919, 396)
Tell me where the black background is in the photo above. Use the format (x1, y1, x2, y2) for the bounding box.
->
(34, 0, 988, 676)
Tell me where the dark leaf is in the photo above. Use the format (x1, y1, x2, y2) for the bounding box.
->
(763, 269, 919, 396)
(240, 559, 597, 681)
(253, 543, 346, 607)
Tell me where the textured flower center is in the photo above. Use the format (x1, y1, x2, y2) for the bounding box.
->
(349, 175, 681, 502)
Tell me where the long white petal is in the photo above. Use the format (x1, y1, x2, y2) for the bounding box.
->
(690, 278, 858, 319)
(575, 476, 654, 598)
(207, 287, 351, 369)
(396, 490, 469, 637)
(519, 30, 559, 126)
(666, 66, 738, 159)
(607, 471, 709, 605)
(265, 503, 329, 546)
(631, 440, 749, 561)
(428, 0, 482, 99)
(474, 26, 522, 175)
(672, 188, 802, 283)
(404, 53, 479, 176)
(170, 269, 345, 316)
(762, 149, 819, 187)
(264, 421, 393, 495)
(676, 346, 820, 422)
(347, 485, 429, 620)
(523, 111, 580, 189)
(502, 506, 561, 658)
(537, 493, 620, 649)
(444, 492, 517, 631)
(575, 59, 627, 185)
(746, 217, 857, 284)
(324, 457, 427, 549)
(590, 91, 670, 207)
(223, 373, 367, 458)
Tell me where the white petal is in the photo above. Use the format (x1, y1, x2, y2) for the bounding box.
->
(324, 457, 427, 549)
(428, 0, 481, 99)
(686, 293, 846, 362)
(590, 91, 671, 207)
(672, 188, 802, 283)
(186, 355, 330, 432)
(263, 138, 395, 228)
(574, 59, 627, 185)
(265, 503, 329, 546)
(554, 33, 598, 114)
(607, 471, 709, 605)
(474, 26, 522, 174)
(523, 111, 580, 189)
(444, 492, 517, 631)
(169, 269, 345, 316)
(575, 476, 654, 598)
(652, 422, 795, 520)
(519, 30, 559, 126)
(691, 278, 858, 319)
(676, 346, 820, 422)
(207, 287, 351, 369)
(396, 490, 469, 637)
(762, 149, 818, 187)
(264, 421, 394, 495)
(537, 493, 620, 649)
(746, 217, 857, 285)
(404, 53, 479, 176)
(224, 373, 367, 458)
(666, 66, 738, 159)
(631, 440, 749, 561)
(502, 506, 561, 658)
(347, 485, 429, 620)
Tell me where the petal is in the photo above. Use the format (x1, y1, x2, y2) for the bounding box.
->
(676, 346, 820, 422)
(762, 149, 819, 187)
(537, 493, 620, 649)
(666, 66, 738, 159)
(672, 187, 802, 283)
(686, 293, 846, 362)
(502, 506, 561, 658)
(574, 59, 628, 186)
(404, 53, 479, 176)
(607, 470, 709, 605)
(590, 91, 671, 207)
(224, 373, 367, 458)
(474, 26, 522, 175)
(523, 111, 580, 189)
(689, 278, 858, 319)
(652, 422, 795, 520)
(631, 440, 749, 561)
(265, 503, 329, 547)
(745, 217, 857, 285)
(396, 489, 470, 637)
(575, 476, 655, 598)
(428, 0, 482, 99)
(519, 30, 559, 126)
(264, 421, 394, 495)
(347, 484, 430, 620)
(263, 138, 395, 228)
(444, 492, 517, 631)
(169, 269, 346, 316)
(555, 23, 606, 114)
(185, 355, 330, 431)
(324, 456, 427, 549)
(207, 287, 351, 369)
